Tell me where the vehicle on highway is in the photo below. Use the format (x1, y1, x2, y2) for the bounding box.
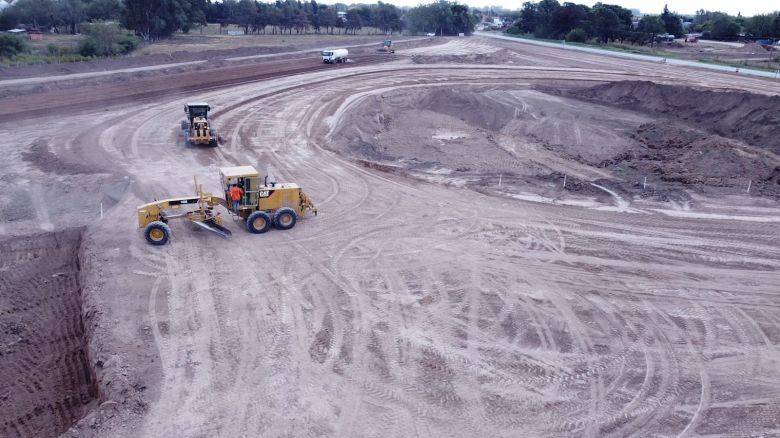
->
(321, 48, 348, 64)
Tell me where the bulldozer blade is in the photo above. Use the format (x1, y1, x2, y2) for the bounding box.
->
(192, 218, 233, 240)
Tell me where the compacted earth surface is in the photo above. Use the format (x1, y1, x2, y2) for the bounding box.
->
(0, 36, 778, 437)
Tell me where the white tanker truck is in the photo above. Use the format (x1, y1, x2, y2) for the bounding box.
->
(321, 48, 348, 64)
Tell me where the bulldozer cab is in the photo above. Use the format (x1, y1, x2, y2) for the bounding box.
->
(185, 102, 210, 123)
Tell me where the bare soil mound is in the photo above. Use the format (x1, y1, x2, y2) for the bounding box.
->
(572, 81, 780, 154)
(329, 84, 780, 201)
(0, 228, 96, 437)
(410, 48, 516, 65)
(618, 123, 779, 197)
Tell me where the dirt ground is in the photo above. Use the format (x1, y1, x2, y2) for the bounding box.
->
(1, 36, 779, 437)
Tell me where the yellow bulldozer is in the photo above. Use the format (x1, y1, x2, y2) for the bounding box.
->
(137, 166, 317, 245)
(181, 102, 219, 147)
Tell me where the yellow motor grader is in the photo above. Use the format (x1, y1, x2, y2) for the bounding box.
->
(137, 166, 317, 245)
(181, 102, 219, 147)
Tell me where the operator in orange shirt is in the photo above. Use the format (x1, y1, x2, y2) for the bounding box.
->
(229, 183, 244, 212)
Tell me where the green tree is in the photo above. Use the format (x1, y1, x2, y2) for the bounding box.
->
(345, 9, 361, 34)
(660, 4, 683, 36)
(232, 0, 257, 34)
(11, 0, 56, 29)
(121, 0, 200, 40)
(638, 14, 664, 44)
(515, 2, 538, 34)
(57, 0, 85, 34)
(84, 0, 121, 20)
(551, 3, 590, 38)
(591, 3, 619, 42)
(745, 13, 775, 38)
(708, 12, 740, 40)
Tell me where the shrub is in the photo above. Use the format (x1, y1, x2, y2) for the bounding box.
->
(77, 38, 99, 57)
(47, 43, 59, 55)
(117, 33, 139, 54)
(566, 28, 587, 43)
(0, 34, 29, 58)
(78, 21, 140, 57)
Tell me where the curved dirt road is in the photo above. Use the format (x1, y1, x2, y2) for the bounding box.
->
(2, 38, 779, 437)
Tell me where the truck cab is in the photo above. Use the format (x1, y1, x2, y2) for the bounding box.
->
(321, 48, 348, 64)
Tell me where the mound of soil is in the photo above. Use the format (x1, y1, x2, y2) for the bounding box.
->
(411, 49, 516, 65)
(621, 123, 779, 195)
(0, 228, 96, 437)
(329, 83, 780, 201)
(572, 81, 780, 154)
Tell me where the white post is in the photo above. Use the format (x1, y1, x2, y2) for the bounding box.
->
(643, 176, 647, 191)
(100, 202, 103, 219)
(746, 180, 751, 193)
(498, 174, 502, 189)
(563, 174, 567, 188)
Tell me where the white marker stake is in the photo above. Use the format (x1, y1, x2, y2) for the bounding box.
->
(643, 176, 647, 191)
(498, 174, 502, 189)
(747, 180, 751, 193)
(100, 202, 103, 219)
(563, 174, 567, 189)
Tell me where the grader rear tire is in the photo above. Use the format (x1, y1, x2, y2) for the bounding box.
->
(144, 221, 171, 245)
(274, 208, 297, 230)
(246, 211, 272, 234)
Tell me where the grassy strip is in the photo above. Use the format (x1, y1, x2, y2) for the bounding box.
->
(502, 32, 779, 75)
(502, 32, 680, 58)
(0, 53, 95, 67)
(697, 58, 779, 73)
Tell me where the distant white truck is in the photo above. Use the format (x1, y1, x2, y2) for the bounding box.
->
(321, 48, 348, 64)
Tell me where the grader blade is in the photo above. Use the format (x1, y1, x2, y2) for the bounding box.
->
(192, 218, 232, 240)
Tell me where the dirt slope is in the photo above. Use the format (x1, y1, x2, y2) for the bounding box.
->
(0, 228, 96, 437)
(572, 81, 780, 154)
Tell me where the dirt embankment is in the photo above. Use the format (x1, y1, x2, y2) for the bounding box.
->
(572, 81, 780, 155)
(329, 82, 780, 202)
(0, 228, 96, 437)
(571, 81, 780, 198)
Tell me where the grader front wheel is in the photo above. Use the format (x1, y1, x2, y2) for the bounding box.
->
(144, 221, 171, 246)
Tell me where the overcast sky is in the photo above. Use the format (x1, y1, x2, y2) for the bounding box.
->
(344, 0, 778, 16)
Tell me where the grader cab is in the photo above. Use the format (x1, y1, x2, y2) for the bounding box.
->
(182, 102, 219, 147)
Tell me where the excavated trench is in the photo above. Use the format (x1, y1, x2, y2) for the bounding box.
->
(0, 228, 97, 437)
(328, 81, 780, 203)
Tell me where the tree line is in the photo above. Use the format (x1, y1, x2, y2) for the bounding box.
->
(690, 10, 780, 40)
(0, 0, 475, 41)
(508, 0, 780, 44)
